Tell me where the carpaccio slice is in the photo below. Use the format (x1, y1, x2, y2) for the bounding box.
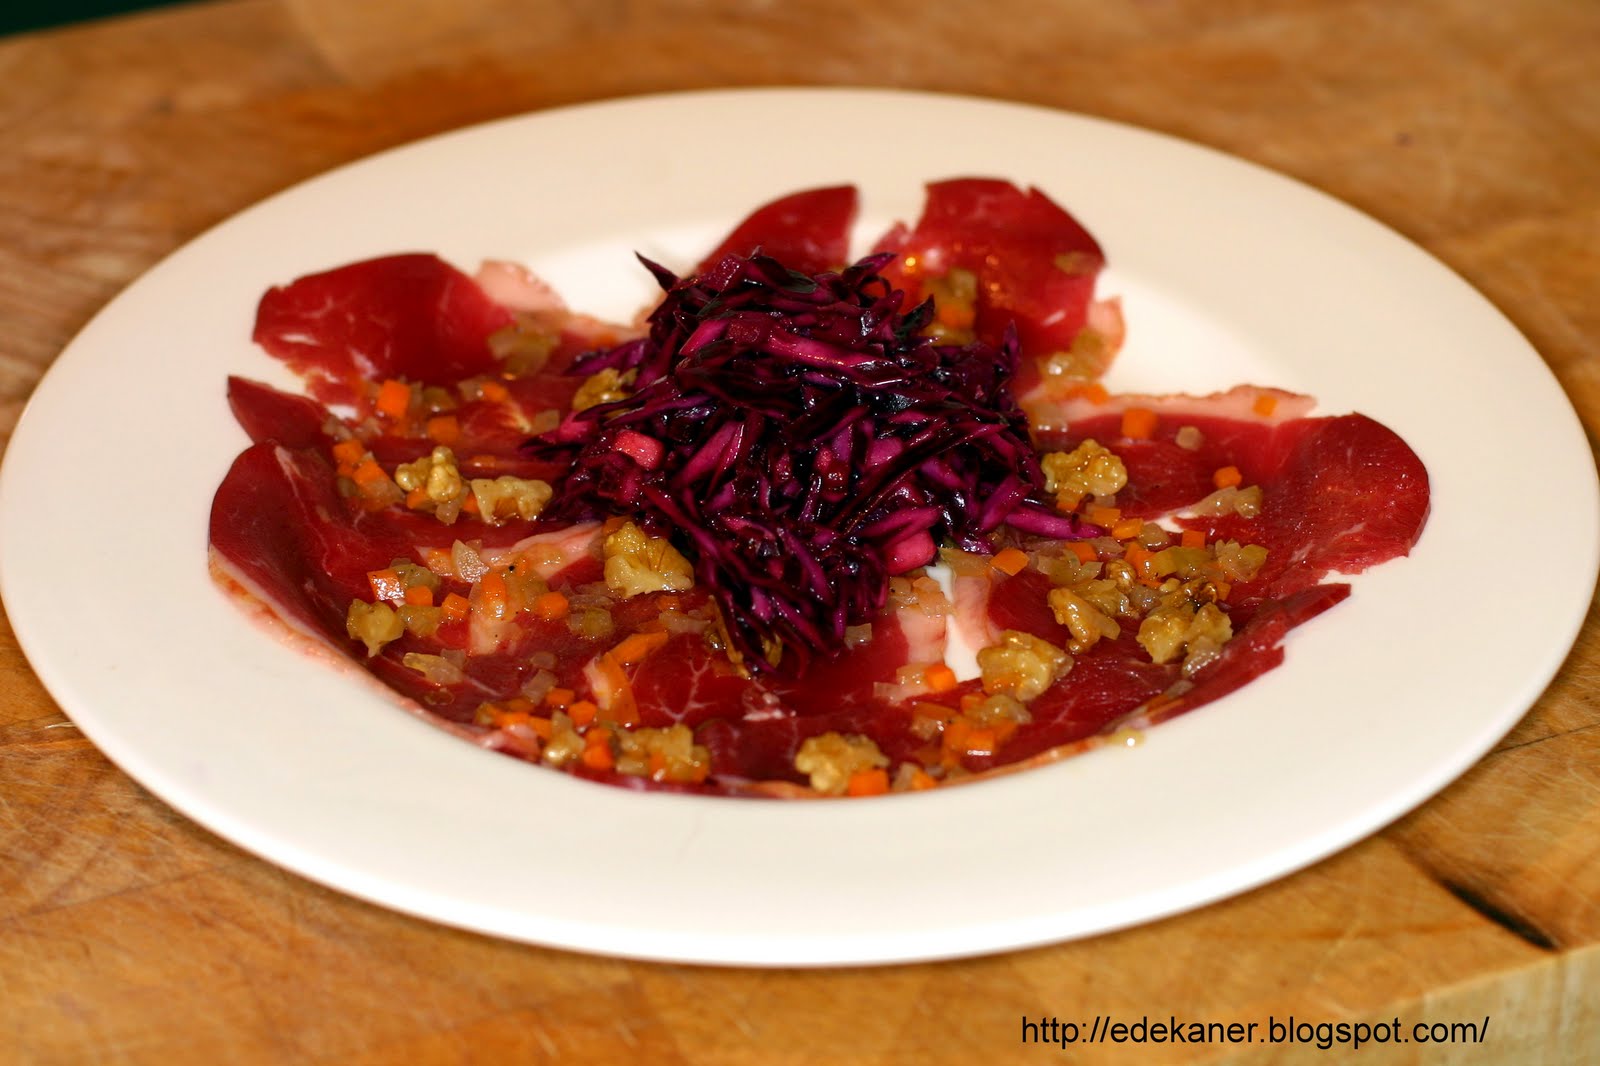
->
(694, 184, 858, 277)
(872, 178, 1122, 395)
(210, 181, 1430, 797)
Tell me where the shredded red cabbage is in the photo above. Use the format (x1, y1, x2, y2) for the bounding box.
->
(528, 252, 1089, 674)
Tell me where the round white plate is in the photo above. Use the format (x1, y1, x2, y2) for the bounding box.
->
(3, 89, 1595, 966)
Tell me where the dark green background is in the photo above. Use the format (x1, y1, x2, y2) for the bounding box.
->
(5, 2, 183, 36)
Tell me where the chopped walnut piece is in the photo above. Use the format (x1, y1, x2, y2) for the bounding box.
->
(1040, 439, 1128, 509)
(615, 724, 712, 784)
(795, 732, 889, 796)
(1047, 587, 1122, 653)
(603, 521, 694, 597)
(345, 601, 403, 657)
(395, 445, 463, 503)
(1137, 601, 1233, 672)
(470, 475, 552, 525)
(977, 629, 1071, 702)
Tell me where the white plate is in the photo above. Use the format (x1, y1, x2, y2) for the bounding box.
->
(3, 89, 1595, 966)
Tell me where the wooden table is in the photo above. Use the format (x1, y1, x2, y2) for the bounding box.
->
(3, 1, 1597, 1061)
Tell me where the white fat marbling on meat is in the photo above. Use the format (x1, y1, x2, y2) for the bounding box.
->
(474, 260, 567, 313)
(924, 561, 988, 681)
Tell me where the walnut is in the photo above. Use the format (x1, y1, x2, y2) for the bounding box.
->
(795, 732, 889, 796)
(602, 522, 694, 598)
(977, 629, 1071, 702)
(1040, 439, 1128, 507)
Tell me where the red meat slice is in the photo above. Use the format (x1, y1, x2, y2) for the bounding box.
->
(1052, 409, 1429, 598)
(210, 443, 421, 647)
(695, 185, 859, 277)
(253, 254, 513, 404)
(968, 650, 1176, 771)
(210, 442, 621, 721)
(226, 375, 569, 482)
(1163, 583, 1351, 722)
(872, 178, 1105, 388)
(228, 376, 335, 451)
(628, 631, 753, 729)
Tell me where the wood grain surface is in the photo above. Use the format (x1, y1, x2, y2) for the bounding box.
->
(2, 1, 1597, 1062)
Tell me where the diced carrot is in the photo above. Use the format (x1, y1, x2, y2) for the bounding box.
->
(961, 727, 998, 757)
(923, 664, 959, 693)
(580, 740, 615, 772)
(846, 768, 891, 797)
(1084, 503, 1121, 527)
(526, 717, 553, 740)
(1111, 517, 1144, 540)
(609, 630, 669, 666)
(405, 487, 430, 510)
(592, 654, 640, 724)
(1181, 529, 1207, 549)
(1121, 406, 1158, 440)
(959, 693, 983, 714)
(476, 570, 509, 618)
(1215, 580, 1232, 601)
(532, 591, 570, 621)
(467, 454, 498, 469)
(478, 381, 510, 403)
(366, 568, 402, 602)
(903, 767, 937, 791)
(1124, 545, 1157, 581)
(990, 547, 1030, 576)
(461, 493, 481, 516)
(403, 585, 434, 607)
(1212, 465, 1243, 489)
(647, 751, 670, 780)
(425, 548, 455, 576)
(375, 379, 411, 420)
(331, 439, 367, 467)
(1066, 541, 1098, 563)
(1055, 491, 1084, 514)
(351, 459, 389, 488)
(440, 592, 470, 622)
(1252, 393, 1278, 417)
(425, 414, 460, 445)
(544, 688, 575, 708)
(567, 699, 598, 728)
(495, 710, 534, 729)
(942, 718, 972, 754)
(1066, 382, 1110, 405)
(504, 697, 535, 714)
(936, 300, 975, 331)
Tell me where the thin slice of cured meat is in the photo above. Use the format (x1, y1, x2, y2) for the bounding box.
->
(226, 376, 565, 482)
(210, 443, 424, 646)
(1051, 403, 1429, 599)
(872, 178, 1107, 390)
(695, 185, 858, 277)
(228, 376, 337, 451)
(1161, 582, 1351, 722)
(210, 442, 627, 720)
(253, 253, 514, 404)
(967, 649, 1176, 771)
